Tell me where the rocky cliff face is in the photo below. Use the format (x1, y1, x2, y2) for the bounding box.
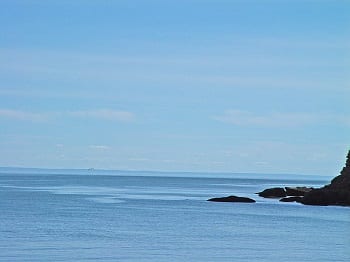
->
(301, 150, 350, 206)
(328, 151, 350, 190)
(211, 150, 350, 207)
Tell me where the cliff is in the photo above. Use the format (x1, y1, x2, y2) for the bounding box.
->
(301, 150, 350, 206)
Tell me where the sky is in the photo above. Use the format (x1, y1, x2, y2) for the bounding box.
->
(0, 0, 349, 175)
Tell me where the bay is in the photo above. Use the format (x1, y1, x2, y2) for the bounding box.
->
(0, 168, 349, 261)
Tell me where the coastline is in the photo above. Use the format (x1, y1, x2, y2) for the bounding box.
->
(0, 166, 333, 181)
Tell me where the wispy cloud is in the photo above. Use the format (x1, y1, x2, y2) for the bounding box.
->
(0, 109, 48, 122)
(69, 109, 134, 122)
(0, 108, 135, 122)
(1, 47, 348, 92)
(88, 145, 110, 150)
(213, 110, 350, 127)
(128, 158, 151, 162)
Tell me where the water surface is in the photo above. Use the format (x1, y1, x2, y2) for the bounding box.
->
(1, 169, 349, 261)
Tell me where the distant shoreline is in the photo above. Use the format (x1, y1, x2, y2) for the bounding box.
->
(0, 166, 333, 181)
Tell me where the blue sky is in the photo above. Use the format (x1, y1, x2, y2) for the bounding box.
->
(0, 0, 349, 175)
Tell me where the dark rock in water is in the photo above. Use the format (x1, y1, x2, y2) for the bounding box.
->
(257, 187, 286, 198)
(285, 187, 313, 196)
(300, 150, 350, 206)
(208, 151, 350, 206)
(301, 189, 350, 206)
(208, 195, 256, 203)
(279, 196, 303, 202)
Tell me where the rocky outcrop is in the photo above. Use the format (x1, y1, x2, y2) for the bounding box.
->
(209, 150, 350, 206)
(257, 187, 286, 198)
(208, 195, 256, 203)
(279, 196, 303, 202)
(300, 150, 350, 206)
(258, 187, 313, 198)
(300, 188, 350, 206)
(285, 187, 313, 196)
(257, 150, 350, 207)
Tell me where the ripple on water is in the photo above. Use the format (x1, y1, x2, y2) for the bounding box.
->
(85, 197, 125, 204)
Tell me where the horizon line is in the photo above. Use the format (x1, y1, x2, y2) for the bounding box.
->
(0, 165, 334, 178)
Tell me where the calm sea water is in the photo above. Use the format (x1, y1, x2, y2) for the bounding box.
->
(0, 168, 349, 261)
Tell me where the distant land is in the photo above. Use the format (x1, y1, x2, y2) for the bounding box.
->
(0, 166, 333, 181)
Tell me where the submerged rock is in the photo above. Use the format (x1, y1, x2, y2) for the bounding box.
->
(208, 195, 256, 203)
(257, 187, 286, 198)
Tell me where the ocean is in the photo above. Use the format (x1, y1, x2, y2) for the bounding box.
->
(0, 168, 349, 261)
